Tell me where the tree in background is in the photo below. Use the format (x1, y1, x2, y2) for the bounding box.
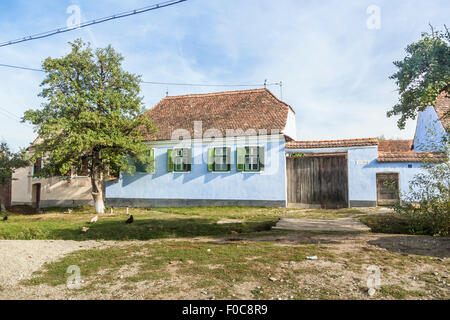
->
(23, 39, 157, 213)
(0, 143, 28, 212)
(387, 26, 450, 129)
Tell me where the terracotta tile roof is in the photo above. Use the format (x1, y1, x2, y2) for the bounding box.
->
(378, 139, 414, 153)
(286, 138, 446, 162)
(285, 138, 378, 149)
(434, 91, 450, 131)
(377, 139, 446, 162)
(143, 88, 294, 141)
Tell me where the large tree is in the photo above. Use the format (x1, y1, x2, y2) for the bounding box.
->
(23, 39, 157, 213)
(0, 142, 28, 212)
(387, 26, 450, 129)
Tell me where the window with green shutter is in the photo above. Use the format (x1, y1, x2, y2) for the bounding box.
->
(237, 146, 265, 172)
(135, 148, 155, 173)
(169, 148, 192, 172)
(208, 147, 231, 172)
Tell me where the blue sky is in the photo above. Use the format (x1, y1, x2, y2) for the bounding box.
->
(0, 0, 449, 150)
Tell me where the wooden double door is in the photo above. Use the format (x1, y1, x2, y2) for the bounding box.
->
(286, 154, 348, 209)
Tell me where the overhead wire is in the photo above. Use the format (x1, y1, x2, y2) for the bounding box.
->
(0, 0, 188, 47)
(0, 63, 280, 88)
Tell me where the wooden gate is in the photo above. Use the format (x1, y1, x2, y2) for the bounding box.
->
(32, 183, 41, 208)
(376, 173, 399, 205)
(286, 153, 348, 208)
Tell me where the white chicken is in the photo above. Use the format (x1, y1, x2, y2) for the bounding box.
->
(90, 215, 98, 223)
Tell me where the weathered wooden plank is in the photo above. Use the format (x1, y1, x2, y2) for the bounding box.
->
(286, 154, 348, 208)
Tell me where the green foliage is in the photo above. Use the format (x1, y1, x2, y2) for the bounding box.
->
(22, 39, 157, 179)
(290, 153, 304, 158)
(0, 142, 28, 185)
(392, 143, 449, 236)
(387, 27, 450, 129)
(0, 142, 28, 211)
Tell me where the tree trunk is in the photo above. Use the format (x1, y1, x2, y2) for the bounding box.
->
(91, 151, 105, 214)
(92, 189, 105, 214)
(0, 188, 4, 212)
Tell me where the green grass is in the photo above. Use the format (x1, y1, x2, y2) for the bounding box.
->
(0, 206, 362, 240)
(359, 213, 410, 234)
(379, 285, 427, 299)
(24, 240, 335, 290)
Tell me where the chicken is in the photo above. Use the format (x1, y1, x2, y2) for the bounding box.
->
(125, 215, 134, 224)
(90, 215, 98, 223)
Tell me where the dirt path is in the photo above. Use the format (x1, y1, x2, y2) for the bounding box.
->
(273, 217, 371, 232)
(0, 240, 105, 287)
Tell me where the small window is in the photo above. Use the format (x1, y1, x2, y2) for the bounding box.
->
(134, 148, 155, 173)
(75, 156, 90, 177)
(237, 146, 265, 172)
(33, 157, 42, 176)
(208, 147, 231, 172)
(245, 147, 260, 172)
(408, 164, 413, 168)
(168, 148, 191, 172)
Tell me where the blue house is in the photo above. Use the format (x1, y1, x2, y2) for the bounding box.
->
(106, 89, 448, 208)
(414, 91, 449, 151)
(106, 89, 297, 207)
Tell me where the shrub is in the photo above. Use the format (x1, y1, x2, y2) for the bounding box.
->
(393, 152, 449, 236)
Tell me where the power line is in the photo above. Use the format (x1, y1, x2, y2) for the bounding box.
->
(0, 63, 280, 88)
(0, 63, 44, 72)
(0, 107, 32, 128)
(0, 0, 187, 48)
(141, 80, 280, 87)
(0, 106, 21, 119)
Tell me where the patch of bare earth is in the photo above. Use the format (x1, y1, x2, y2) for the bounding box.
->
(0, 240, 107, 287)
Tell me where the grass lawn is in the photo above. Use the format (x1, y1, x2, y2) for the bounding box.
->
(0, 206, 362, 240)
(1, 206, 448, 300)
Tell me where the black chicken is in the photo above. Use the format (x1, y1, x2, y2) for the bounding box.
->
(125, 215, 134, 224)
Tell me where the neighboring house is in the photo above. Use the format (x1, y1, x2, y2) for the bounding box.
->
(106, 88, 448, 208)
(285, 138, 445, 207)
(11, 138, 93, 208)
(285, 91, 448, 207)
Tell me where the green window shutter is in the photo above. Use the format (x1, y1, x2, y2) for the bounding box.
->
(259, 146, 265, 171)
(207, 148, 214, 171)
(236, 147, 245, 171)
(185, 148, 192, 171)
(149, 148, 155, 172)
(226, 147, 231, 171)
(167, 149, 174, 172)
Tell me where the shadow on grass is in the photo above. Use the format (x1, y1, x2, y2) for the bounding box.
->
(368, 236, 450, 258)
(358, 213, 410, 234)
(45, 217, 279, 241)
